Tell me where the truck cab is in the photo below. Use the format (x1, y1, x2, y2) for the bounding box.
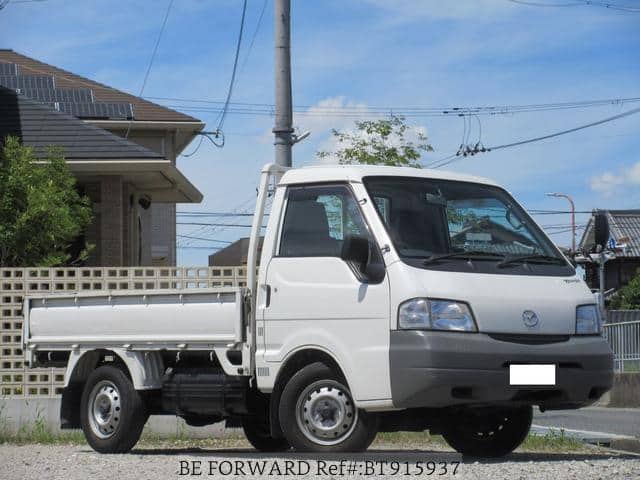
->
(249, 164, 612, 454)
(24, 163, 613, 456)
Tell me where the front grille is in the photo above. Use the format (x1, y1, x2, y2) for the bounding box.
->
(488, 333, 570, 345)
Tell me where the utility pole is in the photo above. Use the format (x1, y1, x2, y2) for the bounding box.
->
(546, 192, 576, 253)
(273, 0, 293, 167)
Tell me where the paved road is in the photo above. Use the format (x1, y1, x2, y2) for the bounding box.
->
(2, 444, 639, 480)
(534, 407, 640, 439)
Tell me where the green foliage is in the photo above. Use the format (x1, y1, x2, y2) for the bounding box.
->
(0, 404, 85, 445)
(0, 136, 93, 267)
(317, 116, 433, 167)
(609, 268, 640, 310)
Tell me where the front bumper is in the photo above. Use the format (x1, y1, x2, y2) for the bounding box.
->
(390, 331, 613, 410)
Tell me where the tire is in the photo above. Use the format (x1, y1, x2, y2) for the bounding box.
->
(242, 416, 290, 452)
(278, 362, 378, 452)
(80, 365, 147, 454)
(442, 406, 532, 458)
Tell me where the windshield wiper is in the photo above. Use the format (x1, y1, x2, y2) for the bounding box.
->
(497, 254, 566, 268)
(423, 251, 505, 265)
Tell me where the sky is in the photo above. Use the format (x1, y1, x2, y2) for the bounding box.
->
(1, 0, 639, 265)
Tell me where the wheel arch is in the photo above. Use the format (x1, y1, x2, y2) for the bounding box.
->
(268, 347, 349, 438)
(61, 348, 162, 429)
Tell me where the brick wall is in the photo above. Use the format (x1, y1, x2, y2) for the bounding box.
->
(0, 266, 248, 398)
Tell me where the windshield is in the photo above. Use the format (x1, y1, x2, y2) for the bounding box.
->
(363, 176, 573, 276)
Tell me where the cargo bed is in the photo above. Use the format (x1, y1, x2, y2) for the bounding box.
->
(23, 288, 246, 354)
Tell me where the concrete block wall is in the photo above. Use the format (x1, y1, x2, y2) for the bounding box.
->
(0, 266, 249, 399)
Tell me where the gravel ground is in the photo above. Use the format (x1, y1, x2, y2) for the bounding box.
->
(2, 444, 639, 480)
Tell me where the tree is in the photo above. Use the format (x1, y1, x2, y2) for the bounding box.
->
(609, 269, 640, 310)
(316, 116, 433, 167)
(0, 136, 93, 267)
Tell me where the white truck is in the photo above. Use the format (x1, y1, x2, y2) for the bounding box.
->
(23, 163, 613, 456)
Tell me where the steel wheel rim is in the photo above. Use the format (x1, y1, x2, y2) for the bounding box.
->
(296, 382, 357, 446)
(88, 380, 121, 439)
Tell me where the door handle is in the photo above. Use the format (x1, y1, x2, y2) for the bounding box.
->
(264, 284, 271, 308)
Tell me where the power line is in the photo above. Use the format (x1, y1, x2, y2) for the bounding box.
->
(177, 234, 233, 244)
(177, 211, 254, 217)
(529, 209, 592, 214)
(507, 0, 640, 12)
(178, 196, 257, 246)
(177, 222, 265, 228)
(2, 0, 48, 6)
(125, 0, 174, 139)
(508, 0, 584, 6)
(144, 96, 640, 118)
(547, 226, 586, 235)
(239, 0, 269, 77)
(181, 135, 204, 158)
(488, 105, 640, 152)
(216, 0, 248, 132)
(428, 105, 640, 168)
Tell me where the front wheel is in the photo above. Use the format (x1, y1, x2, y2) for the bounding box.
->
(80, 365, 147, 453)
(279, 362, 378, 452)
(442, 406, 532, 457)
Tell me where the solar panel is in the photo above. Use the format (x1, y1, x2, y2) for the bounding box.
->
(19, 87, 94, 103)
(52, 102, 134, 120)
(0, 63, 18, 75)
(0, 74, 55, 89)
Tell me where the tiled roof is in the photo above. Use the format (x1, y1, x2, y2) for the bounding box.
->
(580, 209, 640, 257)
(0, 49, 200, 123)
(0, 86, 163, 160)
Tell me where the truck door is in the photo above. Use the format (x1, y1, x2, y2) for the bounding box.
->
(262, 183, 391, 402)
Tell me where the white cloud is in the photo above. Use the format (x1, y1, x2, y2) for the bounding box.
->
(590, 161, 640, 196)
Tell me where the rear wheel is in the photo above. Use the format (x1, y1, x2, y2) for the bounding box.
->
(242, 416, 290, 452)
(279, 362, 378, 452)
(80, 365, 147, 453)
(442, 406, 532, 457)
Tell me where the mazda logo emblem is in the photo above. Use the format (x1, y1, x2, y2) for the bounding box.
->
(522, 310, 539, 328)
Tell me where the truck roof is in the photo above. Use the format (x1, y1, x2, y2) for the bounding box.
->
(279, 164, 500, 187)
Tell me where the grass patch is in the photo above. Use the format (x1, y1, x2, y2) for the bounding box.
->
(520, 429, 587, 452)
(374, 431, 448, 449)
(0, 404, 85, 446)
(374, 430, 588, 453)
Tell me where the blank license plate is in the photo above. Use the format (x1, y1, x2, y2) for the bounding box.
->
(509, 364, 556, 386)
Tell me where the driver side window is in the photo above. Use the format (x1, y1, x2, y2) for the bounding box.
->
(279, 184, 369, 257)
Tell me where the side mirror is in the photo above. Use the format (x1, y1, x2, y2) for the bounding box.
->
(341, 235, 385, 284)
(341, 235, 369, 265)
(593, 211, 609, 251)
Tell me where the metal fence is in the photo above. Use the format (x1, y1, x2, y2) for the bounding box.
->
(0, 267, 246, 398)
(603, 316, 640, 372)
(607, 310, 640, 323)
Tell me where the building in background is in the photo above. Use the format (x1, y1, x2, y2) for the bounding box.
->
(0, 50, 204, 266)
(209, 237, 264, 267)
(580, 209, 640, 291)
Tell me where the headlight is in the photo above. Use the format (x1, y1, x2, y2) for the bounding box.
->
(576, 304, 601, 335)
(398, 298, 477, 332)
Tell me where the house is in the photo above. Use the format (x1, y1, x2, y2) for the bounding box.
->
(209, 237, 264, 267)
(0, 50, 204, 266)
(580, 209, 640, 291)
